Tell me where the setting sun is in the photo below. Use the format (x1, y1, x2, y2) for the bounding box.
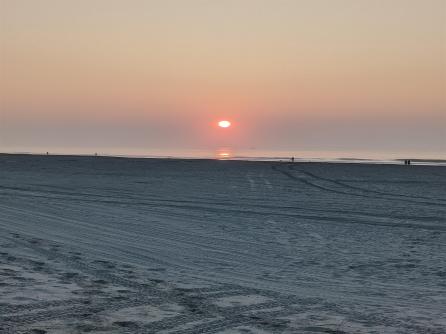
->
(218, 120, 231, 128)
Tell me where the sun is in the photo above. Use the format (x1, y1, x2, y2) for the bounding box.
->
(218, 120, 231, 128)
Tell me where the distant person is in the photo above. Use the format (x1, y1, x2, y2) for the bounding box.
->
(407, 159, 411, 165)
(291, 157, 295, 163)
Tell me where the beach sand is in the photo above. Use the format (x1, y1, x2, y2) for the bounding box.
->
(0, 155, 445, 333)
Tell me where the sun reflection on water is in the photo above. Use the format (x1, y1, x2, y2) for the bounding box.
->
(216, 148, 232, 159)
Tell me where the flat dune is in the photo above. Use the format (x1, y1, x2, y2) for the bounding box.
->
(0, 155, 445, 333)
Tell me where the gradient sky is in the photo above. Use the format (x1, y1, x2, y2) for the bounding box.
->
(1, 0, 445, 157)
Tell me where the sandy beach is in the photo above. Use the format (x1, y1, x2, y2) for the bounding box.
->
(0, 154, 445, 333)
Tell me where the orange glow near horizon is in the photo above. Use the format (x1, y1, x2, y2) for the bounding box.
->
(0, 1, 445, 155)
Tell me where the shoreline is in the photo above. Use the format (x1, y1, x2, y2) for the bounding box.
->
(1, 151, 446, 167)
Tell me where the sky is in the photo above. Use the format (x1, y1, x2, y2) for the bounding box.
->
(1, 0, 445, 158)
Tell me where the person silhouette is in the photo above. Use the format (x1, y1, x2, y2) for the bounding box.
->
(291, 157, 295, 163)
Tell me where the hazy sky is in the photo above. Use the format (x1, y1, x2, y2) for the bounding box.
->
(1, 0, 445, 156)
